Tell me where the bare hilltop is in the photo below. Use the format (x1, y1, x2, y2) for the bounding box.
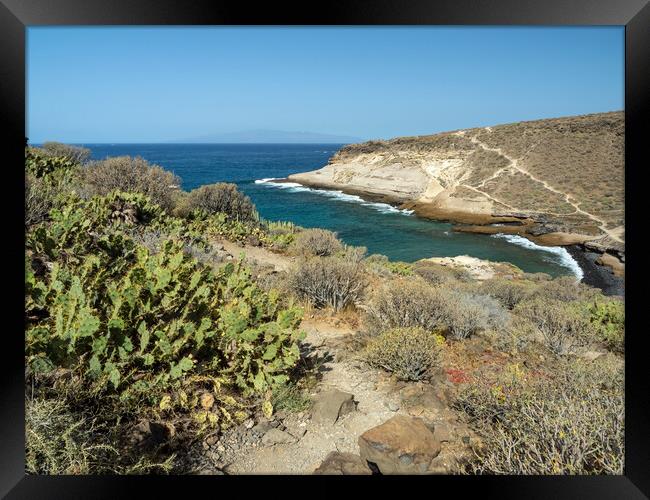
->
(288, 111, 624, 262)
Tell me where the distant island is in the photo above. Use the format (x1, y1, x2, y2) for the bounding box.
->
(168, 129, 362, 144)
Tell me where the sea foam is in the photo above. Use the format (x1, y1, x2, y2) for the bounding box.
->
(255, 178, 414, 215)
(490, 233, 584, 280)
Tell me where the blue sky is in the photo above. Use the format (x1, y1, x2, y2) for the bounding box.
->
(27, 26, 624, 143)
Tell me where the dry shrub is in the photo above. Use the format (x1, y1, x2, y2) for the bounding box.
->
(366, 280, 509, 339)
(290, 228, 343, 257)
(25, 175, 55, 228)
(480, 278, 533, 309)
(366, 279, 448, 334)
(26, 397, 114, 474)
(455, 357, 624, 474)
(529, 275, 598, 303)
(37, 142, 91, 164)
(443, 291, 510, 340)
(412, 260, 472, 285)
(521, 272, 552, 282)
(80, 156, 181, 212)
(176, 182, 257, 222)
(363, 327, 443, 381)
(514, 298, 593, 355)
(288, 255, 365, 311)
(26, 396, 174, 474)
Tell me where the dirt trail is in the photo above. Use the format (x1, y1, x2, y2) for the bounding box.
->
(224, 320, 400, 474)
(219, 239, 295, 272)
(218, 317, 470, 474)
(462, 131, 623, 243)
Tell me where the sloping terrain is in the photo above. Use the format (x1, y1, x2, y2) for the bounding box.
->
(288, 112, 624, 254)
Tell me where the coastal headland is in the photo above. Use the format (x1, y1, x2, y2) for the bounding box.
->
(285, 112, 625, 284)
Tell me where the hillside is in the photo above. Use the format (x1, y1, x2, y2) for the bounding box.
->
(288, 112, 624, 256)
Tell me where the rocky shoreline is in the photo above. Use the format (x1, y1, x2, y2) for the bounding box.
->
(566, 245, 624, 296)
(273, 177, 624, 295)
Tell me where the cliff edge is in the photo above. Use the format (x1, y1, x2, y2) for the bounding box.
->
(288, 112, 624, 258)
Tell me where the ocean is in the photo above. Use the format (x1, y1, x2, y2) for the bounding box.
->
(85, 143, 582, 278)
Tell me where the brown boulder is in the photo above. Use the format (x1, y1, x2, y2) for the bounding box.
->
(313, 452, 372, 475)
(358, 415, 441, 474)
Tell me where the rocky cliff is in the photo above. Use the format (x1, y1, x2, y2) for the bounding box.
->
(288, 112, 624, 257)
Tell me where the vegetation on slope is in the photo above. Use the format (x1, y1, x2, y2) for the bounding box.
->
(24, 142, 624, 475)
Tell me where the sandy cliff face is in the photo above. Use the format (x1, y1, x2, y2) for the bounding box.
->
(288, 112, 624, 255)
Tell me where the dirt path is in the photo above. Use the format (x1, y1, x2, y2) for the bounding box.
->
(212, 317, 472, 474)
(224, 319, 400, 474)
(218, 239, 295, 272)
(464, 132, 623, 243)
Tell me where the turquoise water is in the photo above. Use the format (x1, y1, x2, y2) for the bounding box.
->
(85, 143, 581, 277)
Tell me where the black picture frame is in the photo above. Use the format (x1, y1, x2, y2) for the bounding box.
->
(2, 0, 648, 497)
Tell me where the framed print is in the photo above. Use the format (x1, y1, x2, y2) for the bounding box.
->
(2, 0, 648, 497)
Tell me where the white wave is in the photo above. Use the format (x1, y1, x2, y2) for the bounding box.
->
(255, 178, 413, 216)
(254, 178, 277, 184)
(491, 233, 584, 280)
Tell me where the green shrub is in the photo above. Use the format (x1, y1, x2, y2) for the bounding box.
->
(385, 261, 413, 276)
(187, 212, 269, 246)
(80, 156, 181, 212)
(288, 255, 365, 311)
(365, 254, 413, 277)
(363, 327, 443, 381)
(290, 228, 343, 257)
(264, 220, 300, 250)
(176, 183, 258, 222)
(26, 147, 78, 178)
(586, 298, 624, 353)
(26, 191, 306, 439)
(271, 383, 311, 413)
(514, 298, 593, 355)
(454, 358, 624, 474)
(27, 192, 167, 265)
(26, 239, 304, 406)
(25, 148, 81, 229)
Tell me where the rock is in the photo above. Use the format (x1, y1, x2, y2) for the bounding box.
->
(311, 390, 356, 425)
(244, 419, 255, 429)
(427, 455, 454, 474)
(251, 420, 274, 436)
(284, 422, 307, 439)
(433, 422, 452, 443)
(261, 428, 296, 446)
(313, 452, 372, 475)
(358, 415, 441, 474)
